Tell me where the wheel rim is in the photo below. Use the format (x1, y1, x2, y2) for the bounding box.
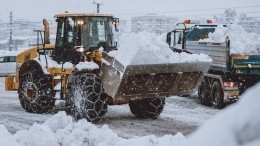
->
(24, 80, 39, 102)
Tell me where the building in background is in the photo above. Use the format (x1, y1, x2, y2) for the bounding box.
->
(214, 9, 260, 34)
(237, 14, 260, 34)
(131, 14, 178, 35)
(0, 19, 56, 50)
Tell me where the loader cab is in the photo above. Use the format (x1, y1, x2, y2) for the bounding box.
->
(53, 13, 119, 64)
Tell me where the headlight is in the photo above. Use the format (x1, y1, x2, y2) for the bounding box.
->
(76, 47, 84, 52)
(74, 46, 85, 52)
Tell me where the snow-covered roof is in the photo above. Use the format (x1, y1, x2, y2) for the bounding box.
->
(0, 50, 21, 57)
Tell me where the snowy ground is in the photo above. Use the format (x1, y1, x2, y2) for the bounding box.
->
(0, 77, 218, 138)
(1, 78, 260, 146)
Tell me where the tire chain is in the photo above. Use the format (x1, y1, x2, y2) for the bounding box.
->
(18, 64, 54, 113)
(67, 72, 108, 123)
(129, 97, 165, 119)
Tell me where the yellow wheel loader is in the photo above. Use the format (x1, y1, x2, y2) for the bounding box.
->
(5, 13, 211, 123)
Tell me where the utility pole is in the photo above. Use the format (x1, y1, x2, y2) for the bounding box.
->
(93, 1, 103, 13)
(9, 11, 13, 51)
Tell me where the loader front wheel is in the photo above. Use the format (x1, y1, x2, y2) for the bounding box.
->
(129, 97, 165, 119)
(18, 61, 54, 113)
(67, 72, 108, 123)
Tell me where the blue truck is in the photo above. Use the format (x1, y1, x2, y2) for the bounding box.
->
(167, 20, 260, 108)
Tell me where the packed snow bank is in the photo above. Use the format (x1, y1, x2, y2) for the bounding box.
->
(35, 55, 99, 74)
(0, 125, 19, 146)
(0, 83, 260, 146)
(200, 24, 260, 54)
(180, 83, 260, 146)
(11, 112, 185, 146)
(109, 32, 211, 67)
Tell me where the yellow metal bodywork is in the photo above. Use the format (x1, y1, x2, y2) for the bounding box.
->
(5, 42, 103, 100)
(231, 55, 249, 60)
(5, 76, 15, 91)
(5, 44, 75, 92)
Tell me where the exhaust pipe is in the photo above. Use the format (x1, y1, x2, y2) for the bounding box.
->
(43, 19, 50, 44)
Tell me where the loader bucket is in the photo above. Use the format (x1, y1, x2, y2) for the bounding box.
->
(101, 54, 211, 102)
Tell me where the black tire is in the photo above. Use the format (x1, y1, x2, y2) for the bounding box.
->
(129, 97, 165, 119)
(66, 72, 108, 123)
(18, 61, 54, 113)
(179, 94, 190, 97)
(212, 81, 224, 109)
(198, 79, 211, 106)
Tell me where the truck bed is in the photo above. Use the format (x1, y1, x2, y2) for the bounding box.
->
(185, 41, 227, 68)
(185, 41, 260, 75)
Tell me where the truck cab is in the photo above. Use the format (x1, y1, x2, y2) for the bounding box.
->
(166, 19, 218, 52)
(167, 20, 260, 109)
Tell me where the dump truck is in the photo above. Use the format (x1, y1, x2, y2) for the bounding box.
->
(166, 20, 260, 108)
(4, 13, 211, 123)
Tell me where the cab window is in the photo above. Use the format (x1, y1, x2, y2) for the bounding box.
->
(0, 56, 16, 63)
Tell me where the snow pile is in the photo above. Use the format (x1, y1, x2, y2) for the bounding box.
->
(180, 83, 260, 146)
(76, 62, 99, 71)
(200, 24, 260, 54)
(0, 83, 260, 146)
(109, 32, 211, 67)
(0, 125, 19, 146)
(7, 112, 184, 146)
(36, 55, 73, 70)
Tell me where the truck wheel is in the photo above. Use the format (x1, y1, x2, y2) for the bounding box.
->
(66, 72, 108, 123)
(18, 61, 54, 113)
(212, 81, 224, 109)
(129, 97, 165, 119)
(198, 79, 211, 106)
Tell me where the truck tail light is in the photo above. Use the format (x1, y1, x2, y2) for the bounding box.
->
(224, 82, 238, 90)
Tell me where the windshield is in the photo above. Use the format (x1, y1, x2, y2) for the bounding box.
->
(186, 27, 216, 41)
(82, 17, 114, 49)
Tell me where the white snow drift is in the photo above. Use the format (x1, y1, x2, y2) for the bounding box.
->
(109, 32, 212, 67)
(200, 24, 260, 55)
(1, 83, 260, 146)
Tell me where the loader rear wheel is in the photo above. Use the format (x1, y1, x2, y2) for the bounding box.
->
(129, 97, 165, 119)
(212, 81, 224, 109)
(18, 61, 54, 113)
(198, 79, 211, 106)
(66, 72, 108, 123)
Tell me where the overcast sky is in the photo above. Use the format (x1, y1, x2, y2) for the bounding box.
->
(1, 0, 260, 22)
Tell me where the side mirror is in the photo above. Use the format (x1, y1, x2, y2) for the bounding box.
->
(166, 32, 172, 46)
(112, 18, 119, 32)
